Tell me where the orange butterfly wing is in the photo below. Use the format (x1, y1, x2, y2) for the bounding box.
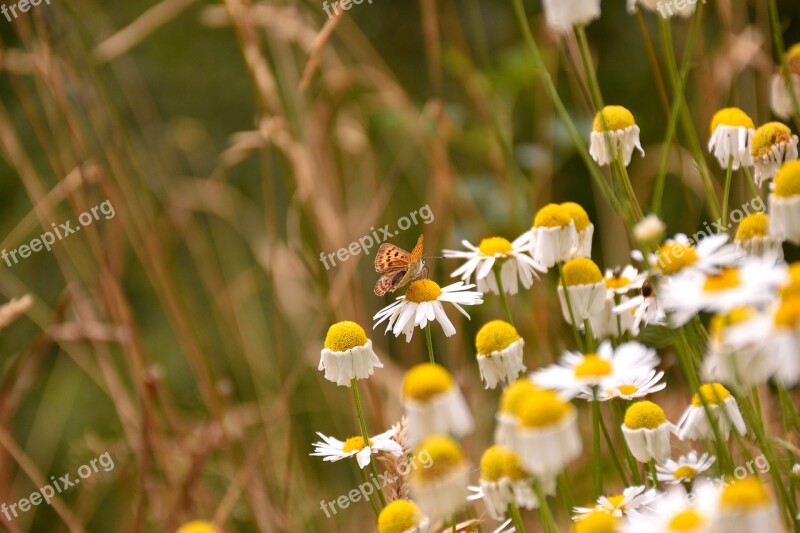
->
(374, 243, 410, 273)
(374, 270, 407, 296)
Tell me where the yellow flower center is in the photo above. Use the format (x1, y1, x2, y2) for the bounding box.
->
(624, 400, 667, 430)
(519, 390, 572, 429)
(616, 384, 639, 396)
(324, 321, 368, 352)
(403, 363, 453, 401)
(774, 160, 800, 198)
(593, 105, 636, 132)
(413, 435, 465, 482)
(342, 436, 373, 453)
(480, 445, 526, 482)
(500, 379, 541, 415)
(563, 258, 603, 286)
(478, 236, 513, 256)
(534, 203, 572, 228)
(710, 107, 755, 135)
(735, 213, 769, 242)
(605, 275, 632, 290)
(476, 320, 521, 356)
(605, 494, 626, 509)
(176, 521, 222, 533)
(787, 43, 800, 75)
(404, 279, 442, 303)
(702, 268, 741, 293)
(574, 511, 619, 533)
(673, 465, 698, 480)
(574, 354, 613, 379)
(378, 500, 424, 533)
(668, 510, 704, 531)
(561, 202, 592, 231)
(720, 477, 770, 509)
(658, 242, 699, 274)
(710, 307, 756, 340)
(775, 297, 800, 328)
(751, 122, 793, 159)
(691, 383, 732, 407)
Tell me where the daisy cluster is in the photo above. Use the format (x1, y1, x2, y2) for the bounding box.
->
(307, 3, 800, 533)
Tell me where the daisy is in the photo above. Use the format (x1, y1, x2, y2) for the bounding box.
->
(310, 428, 403, 469)
(621, 400, 674, 464)
(540, 0, 600, 32)
(402, 363, 474, 446)
(443, 235, 544, 295)
(494, 379, 540, 448)
(574, 511, 623, 533)
(769, 160, 800, 244)
(707, 107, 755, 170)
(561, 202, 595, 258)
(677, 383, 747, 441)
(176, 521, 222, 533)
(648, 233, 741, 277)
(750, 122, 798, 186)
(658, 256, 786, 327)
(595, 369, 666, 401)
(589, 105, 645, 167)
(633, 214, 666, 248)
(377, 499, 430, 533)
(373, 279, 483, 342)
(474, 320, 526, 389)
(531, 341, 660, 400)
(557, 258, 607, 325)
(530, 203, 580, 268)
(318, 321, 383, 386)
(409, 435, 470, 522)
(573, 485, 659, 519)
(613, 277, 667, 336)
(627, 0, 695, 18)
(624, 481, 720, 533)
(734, 213, 782, 259)
(590, 266, 645, 340)
(656, 452, 716, 485)
(770, 44, 800, 120)
(510, 389, 582, 478)
(716, 478, 786, 533)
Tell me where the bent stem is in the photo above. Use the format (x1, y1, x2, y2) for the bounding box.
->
(358, 468, 380, 517)
(425, 324, 435, 364)
(494, 267, 516, 326)
(557, 262, 584, 352)
(591, 389, 604, 496)
(722, 157, 733, 230)
(532, 479, 557, 533)
(743, 166, 761, 205)
(508, 501, 527, 533)
(351, 378, 387, 506)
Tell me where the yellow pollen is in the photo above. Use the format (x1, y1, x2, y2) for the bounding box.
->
(692, 383, 732, 407)
(710, 307, 756, 341)
(519, 390, 572, 429)
(560, 202, 591, 231)
(574, 354, 613, 379)
(500, 379, 541, 416)
(563, 258, 603, 286)
(605, 494, 626, 509)
(790, 262, 800, 282)
(668, 510, 704, 531)
(624, 400, 667, 430)
(480, 445, 525, 482)
(751, 122, 793, 159)
(781, 280, 800, 300)
(616, 384, 638, 396)
(324, 321, 368, 352)
(405, 279, 442, 303)
(787, 43, 800, 75)
(342, 436, 373, 453)
(378, 500, 424, 533)
(605, 275, 631, 290)
(534, 203, 572, 229)
(702, 268, 741, 293)
(720, 477, 770, 509)
(476, 320, 521, 356)
(176, 521, 222, 533)
(775, 297, 800, 329)
(478, 236, 513, 256)
(403, 363, 453, 401)
(658, 243, 699, 275)
(735, 213, 769, 242)
(774, 160, 800, 198)
(710, 107, 755, 135)
(574, 511, 620, 533)
(413, 435, 465, 482)
(593, 105, 636, 132)
(673, 465, 698, 480)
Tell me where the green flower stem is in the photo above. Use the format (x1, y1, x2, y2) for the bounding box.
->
(598, 405, 629, 486)
(532, 479, 557, 533)
(591, 389, 604, 496)
(557, 262, 584, 352)
(768, 0, 800, 129)
(611, 400, 642, 485)
(722, 157, 734, 230)
(575, 25, 604, 111)
(358, 467, 380, 517)
(351, 378, 387, 506)
(425, 324, 435, 364)
(494, 267, 515, 327)
(648, 460, 660, 490)
(584, 319, 596, 352)
(777, 381, 800, 434)
(742, 166, 761, 206)
(557, 471, 576, 516)
(451, 514, 457, 533)
(508, 502, 527, 533)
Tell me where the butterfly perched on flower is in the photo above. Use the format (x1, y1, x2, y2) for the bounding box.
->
(373, 235, 426, 296)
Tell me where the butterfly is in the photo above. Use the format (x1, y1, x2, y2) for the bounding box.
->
(373, 235, 426, 296)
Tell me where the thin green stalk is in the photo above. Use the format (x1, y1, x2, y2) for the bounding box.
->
(425, 325, 435, 364)
(575, 25, 603, 110)
(598, 406, 629, 486)
(777, 381, 800, 433)
(358, 468, 380, 517)
(558, 471, 575, 516)
(651, 64, 688, 214)
(508, 502, 527, 533)
(532, 479, 557, 533)
(635, 10, 671, 119)
(352, 379, 387, 506)
(648, 460, 660, 490)
(557, 262, 584, 352)
(451, 514, 457, 533)
(494, 267, 515, 326)
(611, 400, 642, 484)
(591, 390, 604, 496)
(584, 319, 596, 352)
(742, 166, 761, 206)
(722, 157, 733, 230)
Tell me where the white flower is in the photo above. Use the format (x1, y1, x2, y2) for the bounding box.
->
(717, 478, 786, 533)
(494, 379, 540, 449)
(310, 428, 402, 469)
(540, 0, 600, 32)
(656, 452, 716, 485)
(621, 400, 674, 464)
(708, 108, 755, 170)
(410, 436, 470, 522)
(613, 278, 667, 336)
(677, 383, 747, 441)
(378, 500, 430, 533)
(557, 258, 607, 325)
(751, 122, 799, 186)
(443, 235, 544, 295)
(590, 266, 646, 340)
(475, 320, 527, 389)
(634, 214, 666, 245)
(624, 482, 720, 533)
(770, 72, 800, 120)
(734, 212, 783, 260)
(532, 341, 660, 400)
(595, 369, 666, 401)
(319, 321, 383, 386)
(530, 203, 592, 268)
(769, 160, 800, 244)
(403, 363, 474, 446)
(373, 279, 483, 342)
(589, 106, 645, 167)
(573, 485, 659, 519)
(645, 233, 741, 277)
